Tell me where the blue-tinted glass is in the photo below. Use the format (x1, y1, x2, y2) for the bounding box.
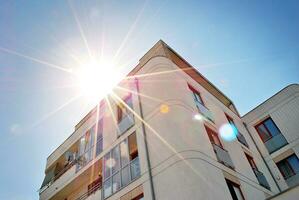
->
(264, 118, 281, 137)
(112, 172, 120, 193)
(103, 178, 112, 198)
(288, 155, 299, 174)
(112, 145, 120, 174)
(103, 153, 111, 180)
(121, 165, 130, 187)
(256, 124, 271, 142)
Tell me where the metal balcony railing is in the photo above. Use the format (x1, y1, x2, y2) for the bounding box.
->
(237, 132, 249, 148)
(195, 102, 214, 122)
(253, 168, 270, 189)
(264, 133, 288, 154)
(212, 144, 235, 169)
(118, 113, 135, 135)
(285, 173, 299, 187)
(76, 182, 102, 200)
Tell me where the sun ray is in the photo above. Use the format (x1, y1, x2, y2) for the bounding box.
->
(113, 0, 148, 61)
(0, 46, 71, 73)
(50, 35, 84, 66)
(125, 67, 193, 79)
(31, 94, 82, 128)
(110, 92, 203, 177)
(104, 97, 120, 133)
(115, 85, 163, 103)
(68, 0, 93, 60)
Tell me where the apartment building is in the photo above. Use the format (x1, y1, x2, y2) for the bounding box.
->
(242, 84, 299, 199)
(40, 40, 289, 200)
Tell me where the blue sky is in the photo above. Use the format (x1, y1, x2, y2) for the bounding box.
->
(0, 0, 298, 199)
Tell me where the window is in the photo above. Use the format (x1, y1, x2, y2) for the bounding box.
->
(225, 179, 245, 200)
(132, 193, 144, 200)
(117, 94, 133, 123)
(245, 154, 257, 170)
(226, 114, 235, 126)
(255, 117, 282, 142)
(188, 84, 204, 105)
(77, 125, 95, 171)
(205, 126, 222, 147)
(103, 132, 140, 198)
(277, 154, 299, 179)
(96, 119, 103, 156)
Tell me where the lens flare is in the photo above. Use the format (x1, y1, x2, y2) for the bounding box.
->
(219, 123, 238, 141)
(105, 158, 116, 168)
(193, 113, 204, 121)
(73, 58, 121, 102)
(160, 104, 169, 114)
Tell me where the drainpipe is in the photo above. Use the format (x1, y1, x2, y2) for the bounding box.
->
(135, 78, 156, 200)
(243, 122, 282, 192)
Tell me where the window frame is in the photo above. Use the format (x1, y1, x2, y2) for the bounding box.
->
(277, 154, 299, 179)
(255, 117, 281, 143)
(102, 132, 140, 199)
(117, 94, 133, 123)
(245, 153, 257, 170)
(204, 125, 223, 148)
(225, 179, 245, 200)
(188, 84, 205, 106)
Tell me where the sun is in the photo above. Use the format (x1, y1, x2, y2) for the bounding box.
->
(73, 58, 121, 102)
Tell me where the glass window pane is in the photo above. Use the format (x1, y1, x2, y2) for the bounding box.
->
(194, 92, 203, 104)
(129, 133, 138, 160)
(130, 157, 140, 180)
(103, 178, 112, 198)
(96, 138, 103, 156)
(97, 119, 103, 137)
(288, 155, 299, 174)
(233, 185, 244, 200)
(256, 124, 271, 142)
(120, 139, 129, 167)
(278, 161, 294, 178)
(112, 172, 120, 193)
(103, 153, 111, 180)
(112, 145, 121, 174)
(264, 119, 281, 137)
(121, 165, 130, 187)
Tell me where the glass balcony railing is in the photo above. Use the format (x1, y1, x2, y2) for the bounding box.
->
(264, 133, 288, 154)
(212, 144, 235, 169)
(195, 102, 214, 122)
(285, 173, 299, 188)
(40, 160, 76, 193)
(237, 132, 249, 148)
(253, 168, 270, 189)
(118, 113, 135, 135)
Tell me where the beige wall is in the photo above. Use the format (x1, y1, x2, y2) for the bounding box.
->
(135, 56, 275, 200)
(41, 54, 287, 200)
(243, 84, 299, 191)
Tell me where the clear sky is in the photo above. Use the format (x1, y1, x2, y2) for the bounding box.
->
(0, 0, 298, 199)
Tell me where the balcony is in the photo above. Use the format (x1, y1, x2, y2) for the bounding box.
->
(264, 133, 288, 154)
(253, 168, 270, 189)
(118, 113, 135, 135)
(40, 160, 76, 193)
(195, 102, 214, 122)
(212, 144, 235, 169)
(285, 173, 299, 188)
(40, 164, 77, 200)
(237, 132, 249, 148)
(76, 182, 102, 200)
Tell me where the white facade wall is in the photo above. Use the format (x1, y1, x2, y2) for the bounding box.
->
(242, 84, 299, 191)
(40, 41, 290, 200)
